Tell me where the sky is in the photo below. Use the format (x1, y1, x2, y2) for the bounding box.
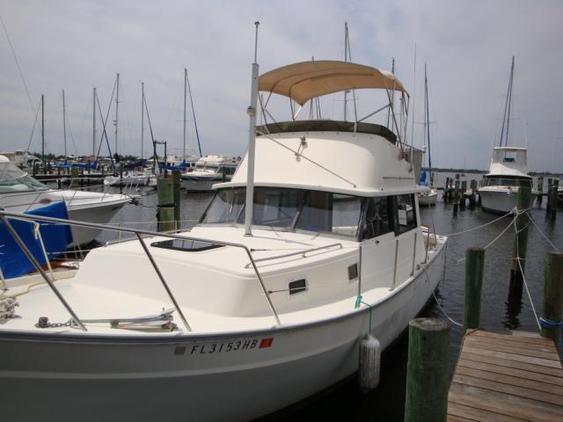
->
(0, 0, 562, 172)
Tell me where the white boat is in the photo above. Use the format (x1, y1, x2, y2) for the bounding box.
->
(417, 63, 438, 207)
(0, 155, 131, 245)
(0, 58, 446, 421)
(479, 147, 535, 213)
(103, 170, 157, 188)
(180, 154, 239, 191)
(479, 57, 535, 214)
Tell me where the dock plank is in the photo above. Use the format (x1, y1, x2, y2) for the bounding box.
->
(448, 330, 563, 421)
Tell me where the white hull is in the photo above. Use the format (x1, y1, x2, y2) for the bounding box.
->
(0, 242, 444, 421)
(104, 173, 157, 188)
(66, 200, 128, 245)
(418, 190, 437, 206)
(181, 177, 224, 192)
(478, 186, 536, 214)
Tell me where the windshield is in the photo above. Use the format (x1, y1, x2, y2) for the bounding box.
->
(0, 162, 49, 193)
(201, 187, 362, 238)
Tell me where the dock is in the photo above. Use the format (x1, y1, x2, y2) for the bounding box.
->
(448, 329, 563, 421)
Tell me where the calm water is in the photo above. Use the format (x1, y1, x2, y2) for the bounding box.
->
(100, 186, 561, 421)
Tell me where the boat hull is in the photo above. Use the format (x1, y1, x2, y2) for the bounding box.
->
(479, 187, 519, 214)
(418, 191, 437, 206)
(67, 201, 127, 246)
(0, 244, 444, 421)
(181, 177, 225, 192)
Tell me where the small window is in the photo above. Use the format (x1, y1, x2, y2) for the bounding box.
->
(348, 264, 358, 280)
(396, 194, 417, 234)
(151, 239, 223, 252)
(289, 279, 307, 295)
(362, 197, 394, 239)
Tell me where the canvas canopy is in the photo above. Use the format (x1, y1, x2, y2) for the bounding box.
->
(259, 60, 408, 106)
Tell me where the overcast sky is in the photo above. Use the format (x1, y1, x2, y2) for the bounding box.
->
(1, 0, 562, 172)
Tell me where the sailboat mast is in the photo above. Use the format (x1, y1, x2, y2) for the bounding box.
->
(343, 22, 349, 121)
(424, 63, 431, 173)
(505, 56, 515, 146)
(41, 94, 45, 167)
(62, 89, 67, 158)
(114, 72, 119, 157)
(183, 68, 187, 161)
(186, 69, 202, 157)
(244, 21, 260, 237)
(92, 87, 96, 156)
(140, 81, 145, 159)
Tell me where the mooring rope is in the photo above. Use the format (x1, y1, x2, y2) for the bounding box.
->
(525, 211, 560, 251)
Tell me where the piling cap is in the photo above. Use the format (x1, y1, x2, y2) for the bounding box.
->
(409, 318, 450, 331)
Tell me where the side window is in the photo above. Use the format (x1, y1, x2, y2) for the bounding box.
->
(396, 194, 417, 234)
(362, 197, 394, 240)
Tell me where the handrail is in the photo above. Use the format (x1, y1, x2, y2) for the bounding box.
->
(0, 209, 281, 327)
(245, 243, 343, 267)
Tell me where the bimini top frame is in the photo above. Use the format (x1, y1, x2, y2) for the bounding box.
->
(257, 60, 410, 147)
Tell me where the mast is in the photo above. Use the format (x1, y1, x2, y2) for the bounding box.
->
(41, 94, 45, 167)
(62, 90, 67, 158)
(114, 73, 120, 157)
(92, 87, 96, 156)
(244, 21, 260, 237)
(186, 68, 202, 157)
(499, 56, 515, 147)
(424, 63, 432, 182)
(140, 81, 145, 159)
(386, 57, 395, 128)
(183, 68, 187, 161)
(343, 22, 349, 121)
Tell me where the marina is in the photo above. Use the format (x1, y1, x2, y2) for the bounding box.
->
(1, 3, 562, 421)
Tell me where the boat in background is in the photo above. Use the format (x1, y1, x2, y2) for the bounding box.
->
(479, 57, 536, 214)
(180, 154, 239, 191)
(418, 63, 437, 206)
(0, 155, 131, 245)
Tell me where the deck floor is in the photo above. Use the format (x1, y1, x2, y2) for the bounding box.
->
(448, 329, 563, 421)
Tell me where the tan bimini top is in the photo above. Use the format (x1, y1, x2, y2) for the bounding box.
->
(259, 60, 408, 106)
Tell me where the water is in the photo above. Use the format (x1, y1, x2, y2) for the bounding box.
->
(102, 187, 561, 421)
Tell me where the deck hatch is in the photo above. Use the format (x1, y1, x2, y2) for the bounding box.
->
(150, 239, 223, 252)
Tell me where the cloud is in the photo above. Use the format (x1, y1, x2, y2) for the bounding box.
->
(0, 0, 561, 171)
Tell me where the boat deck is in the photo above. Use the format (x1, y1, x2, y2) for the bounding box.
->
(448, 329, 563, 421)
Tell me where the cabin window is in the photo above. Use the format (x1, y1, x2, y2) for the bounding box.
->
(362, 197, 394, 239)
(396, 194, 417, 234)
(201, 188, 245, 224)
(288, 279, 307, 295)
(503, 151, 517, 162)
(251, 188, 304, 229)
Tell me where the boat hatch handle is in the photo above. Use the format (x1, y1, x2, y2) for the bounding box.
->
(0, 215, 87, 331)
(411, 232, 417, 276)
(0, 209, 281, 327)
(245, 243, 343, 267)
(391, 238, 399, 290)
(136, 233, 192, 332)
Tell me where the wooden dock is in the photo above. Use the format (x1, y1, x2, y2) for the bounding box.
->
(448, 329, 563, 421)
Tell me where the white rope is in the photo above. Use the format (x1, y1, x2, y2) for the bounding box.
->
(443, 208, 514, 237)
(432, 290, 463, 327)
(525, 212, 560, 251)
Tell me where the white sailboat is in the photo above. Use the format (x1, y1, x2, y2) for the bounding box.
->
(479, 57, 535, 214)
(0, 33, 447, 421)
(418, 63, 438, 206)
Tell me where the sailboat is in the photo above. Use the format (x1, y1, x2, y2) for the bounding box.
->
(0, 29, 447, 421)
(479, 57, 535, 214)
(418, 63, 438, 206)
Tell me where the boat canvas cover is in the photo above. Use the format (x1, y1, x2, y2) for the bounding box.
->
(259, 60, 408, 105)
(0, 201, 72, 279)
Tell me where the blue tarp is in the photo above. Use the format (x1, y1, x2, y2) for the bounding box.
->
(419, 169, 429, 186)
(0, 201, 73, 279)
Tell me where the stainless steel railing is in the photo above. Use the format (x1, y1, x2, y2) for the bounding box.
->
(0, 209, 281, 332)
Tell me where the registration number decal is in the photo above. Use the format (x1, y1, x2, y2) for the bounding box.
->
(174, 337, 274, 356)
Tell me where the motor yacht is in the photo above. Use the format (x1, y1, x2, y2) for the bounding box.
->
(0, 57, 446, 421)
(479, 147, 535, 213)
(0, 155, 131, 245)
(180, 154, 239, 191)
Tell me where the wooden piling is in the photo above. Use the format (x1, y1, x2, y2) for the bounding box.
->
(464, 248, 485, 330)
(453, 179, 460, 217)
(172, 170, 181, 226)
(460, 181, 467, 210)
(540, 251, 563, 342)
(404, 318, 450, 422)
(157, 175, 177, 232)
(511, 186, 531, 278)
(536, 176, 544, 205)
(547, 179, 558, 221)
(469, 179, 477, 209)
